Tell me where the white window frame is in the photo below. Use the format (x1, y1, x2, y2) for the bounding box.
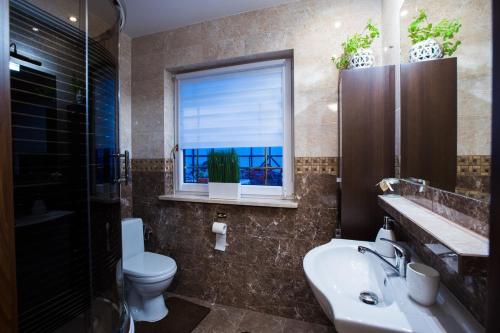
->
(173, 59, 293, 199)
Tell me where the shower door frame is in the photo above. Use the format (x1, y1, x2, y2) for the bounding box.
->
(0, 0, 17, 331)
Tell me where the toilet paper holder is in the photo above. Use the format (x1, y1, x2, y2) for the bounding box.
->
(215, 212, 227, 219)
(212, 213, 227, 251)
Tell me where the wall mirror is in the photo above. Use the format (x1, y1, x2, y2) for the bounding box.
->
(397, 0, 491, 202)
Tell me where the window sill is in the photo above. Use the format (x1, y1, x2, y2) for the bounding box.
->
(158, 193, 298, 208)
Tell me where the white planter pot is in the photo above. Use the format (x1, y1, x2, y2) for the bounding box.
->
(409, 38, 443, 63)
(348, 48, 374, 69)
(208, 182, 241, 200)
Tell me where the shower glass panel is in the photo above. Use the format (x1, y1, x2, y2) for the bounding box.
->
(87, 0, 127, 332)
(9, 0, 128, 331)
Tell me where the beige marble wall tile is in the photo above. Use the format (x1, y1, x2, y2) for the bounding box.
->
(131, 31, 166, 56)
(131, 76, 164, 103)
(203, 38, 246, 61)
(457, 115, 491, 156)
(119, 33, 132, 156)
(131, 0, 384, 159)
(132, 99, 164, 132)
(132, 131, 167, 159)
(400, 0, 492, 156)
(164, 71, 176, 156)
(132, 52, 165, 82)
(119, 33, 133, 218)
(131, 75, 165, 157)
(164, 44, 207, 69)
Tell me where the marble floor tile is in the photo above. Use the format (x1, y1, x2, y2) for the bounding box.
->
(170, 293, 335, 333)
(192, 304, 246, 333)
(282, 318, 336, 333)
(237, 310, 287, 333)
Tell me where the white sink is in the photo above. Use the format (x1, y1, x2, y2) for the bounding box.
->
(303, 239, 484, 333)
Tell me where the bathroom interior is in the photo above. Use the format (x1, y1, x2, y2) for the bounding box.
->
(0, 0, 499, 332)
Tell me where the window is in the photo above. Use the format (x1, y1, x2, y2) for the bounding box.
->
(175, 59, 292, 198)
(183, 147, 283, 186)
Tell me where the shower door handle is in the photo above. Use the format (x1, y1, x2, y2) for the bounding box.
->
(113, 150, 130, 185)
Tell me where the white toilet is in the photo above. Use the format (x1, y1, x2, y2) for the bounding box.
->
(121, 218, 177, 322)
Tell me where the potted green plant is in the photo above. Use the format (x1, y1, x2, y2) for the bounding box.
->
(407, 9, 462, 63)
(332, 19, 380, 70)
(207, 149, 241, 200)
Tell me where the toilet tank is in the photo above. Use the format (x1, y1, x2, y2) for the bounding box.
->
(121, 218, 145, 260)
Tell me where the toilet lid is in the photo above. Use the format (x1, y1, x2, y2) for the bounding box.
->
(123, 252, 177, 277)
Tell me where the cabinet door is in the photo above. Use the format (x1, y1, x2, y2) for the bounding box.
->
(341, 65, 395, 241)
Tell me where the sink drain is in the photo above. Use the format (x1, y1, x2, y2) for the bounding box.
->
(359, 291, 379, 305)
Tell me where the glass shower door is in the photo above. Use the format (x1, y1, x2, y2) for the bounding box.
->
(10, 1, 91, 331)
(9, 0, 128, 331)
(87, 0, 129, 331)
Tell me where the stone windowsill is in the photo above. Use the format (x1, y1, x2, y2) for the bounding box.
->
(158, 193, 298, 208)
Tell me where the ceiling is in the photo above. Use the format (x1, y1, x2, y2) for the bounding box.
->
(122, 0, 300, 38)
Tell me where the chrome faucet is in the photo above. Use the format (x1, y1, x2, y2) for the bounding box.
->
(358, 238, 411, 277)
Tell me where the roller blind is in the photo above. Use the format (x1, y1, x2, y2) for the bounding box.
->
(177, 60, 287, 149)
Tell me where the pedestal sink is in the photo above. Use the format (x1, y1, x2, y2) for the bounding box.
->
(303, 239, 483, 333)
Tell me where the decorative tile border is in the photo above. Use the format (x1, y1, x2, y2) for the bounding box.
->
(456, 155, 491, 199)
(395, 155, 490, 199)
(131, 158, 173, 172)
(457, 155, 491, 177)
(295, 157, 338, 175)
(132, 157, 338, 175)
(398, 155, 491, 177)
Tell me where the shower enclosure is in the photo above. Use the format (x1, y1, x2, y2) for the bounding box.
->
(8, 0, 129, 331)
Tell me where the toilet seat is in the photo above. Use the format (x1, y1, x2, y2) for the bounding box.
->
(124, 252, 177, 279)
(127, 272, 175, 284)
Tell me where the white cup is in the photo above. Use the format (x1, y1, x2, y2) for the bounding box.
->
(406, 262, 440, 306)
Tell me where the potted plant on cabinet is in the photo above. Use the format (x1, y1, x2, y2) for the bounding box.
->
(332, 19, 380, 70)
(407, 9, 462, 63)
(207, 149, 241, 200)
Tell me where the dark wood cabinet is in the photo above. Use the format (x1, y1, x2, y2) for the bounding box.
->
(340, 65, 395, 241)
(400, 58, 457, 191)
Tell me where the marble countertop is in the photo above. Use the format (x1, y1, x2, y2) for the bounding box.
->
(379, 195, 489, 257)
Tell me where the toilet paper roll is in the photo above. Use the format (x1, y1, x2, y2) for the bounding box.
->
(212, 222, 227, 251)
(212, 222, 227, 235)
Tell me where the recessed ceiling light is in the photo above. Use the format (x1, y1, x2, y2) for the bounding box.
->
(69, 16, 78, 22)
(32, 27, 39, 32)
(400, 9, 408, 17)
(334, 21, 342, 29)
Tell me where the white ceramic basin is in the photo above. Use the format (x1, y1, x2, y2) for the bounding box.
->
(303, 239, 484, 333)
